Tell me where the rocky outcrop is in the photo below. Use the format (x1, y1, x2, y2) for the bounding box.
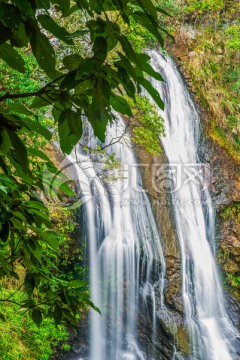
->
(135, 146, 190, 357)
(199, 134, 240, 327)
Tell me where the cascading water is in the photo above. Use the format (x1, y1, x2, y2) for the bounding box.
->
(69, 118, 166, 360)
(150, 50, 239, 360)
(66, 50, 239, 360)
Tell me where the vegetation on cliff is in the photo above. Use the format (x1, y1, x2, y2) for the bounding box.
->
(164, 0, 240, 161)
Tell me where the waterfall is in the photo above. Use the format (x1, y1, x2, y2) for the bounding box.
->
(67, 50, 240, 360)
(69, 118, 166, 360)
(150, 51, 239, 360)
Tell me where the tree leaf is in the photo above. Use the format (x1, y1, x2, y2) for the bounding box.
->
(22, 118, 52, 141)
(132, 11, 164, 47)
(92, 36, 108, 63)
(66, 30, 89, 39)
(24, 273, 35, 296)
(7, 103, 33, 116)
(37, 14, 73, 45)
(27, 147, 50, 161)
(30, 30, 57, 79)
(0, 222, 9, 242)
(32, 309, 42, 327)
(7, 130, 29, 172)
(138, 77, 164, 110)
(135, 0, 158, 21)
(136, 54, 164, 82)
(12, 0, 34, 15)
(68, 279, 87, 288)
(0, 43, 25, 73)
(110, 93, 132, 116)
(55, 0, 70, 14)
(58, 111, 83, 154)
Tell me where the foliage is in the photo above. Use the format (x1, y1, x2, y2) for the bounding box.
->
(166, 0, 240, 160)
(0, 283, 69, 360)
(127, 20, 158, 52)
(0, 0, 167, 327)
(220, 202, 240, 221)
(0, 204, 88, 359)
(128, 95, 165, 155)
(0, 53, 44, 101)
(185, 0, 224, 14)
(224, 24, 240, 51)
(226, 273, 240, 295)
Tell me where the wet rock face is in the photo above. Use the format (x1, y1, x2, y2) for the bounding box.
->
(135, 147, 183, 315)
(199, 136, 240, 210)
(135, 146, 190, 357)
(199, 130, 240, 327)
(137, 301, 175, 360)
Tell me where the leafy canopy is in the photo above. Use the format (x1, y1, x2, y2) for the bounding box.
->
(0, 0, 167, 326)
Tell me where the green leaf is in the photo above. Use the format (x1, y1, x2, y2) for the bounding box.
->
(0, 22, 11, 45)
(12, 0, 34, 15)
(22, 119, 52, 140)
(41, 231, 59, 251)
(30, 94, 52, 109)
(27, 147, 50, 161)
(110, 93, 132, 116)
(7, 130, 29, 172)
(0, 185, 8, 194)
(0, 127, 11, 154)
(135, 0, 158, 21)
(7, 103, 33, 116)
(138, 77, 164, 110)
(136, 54, 164, 82)
(62, 4, 79, 17)
(66, 30, 89, 39)
(25, 201, 47, 211)
(132, 11, 164, 47)
(83, 298, 101, 314)
(59, 182, 75, 197)
(24, 273, 35, 296)
(58, 111, 83, 154)
(11, 22, 29, 47)
(63, 54, 83, 71)
(55, 0, 70, 14)
(156, 6, 171, 17)
(0, 222, 9, 242)
(68, 279, 87, 288)
(119, 36, 137, 63)
(88, 76, 110, 142)
(92, 36, 108, 63)
(117, 52, 137, 80)
(0, 43, 25, 73)
(37, 15, 73, 45)
(32, 309, 42, 327)
(30, 30, 57, 79)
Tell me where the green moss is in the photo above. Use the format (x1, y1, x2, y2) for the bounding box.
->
(220, 202, 240, 220)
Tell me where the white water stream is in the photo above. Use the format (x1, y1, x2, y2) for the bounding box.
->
(150, 50, 239, 360)
(69, 119, 166, 360)
(68, 51, 239, 360)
